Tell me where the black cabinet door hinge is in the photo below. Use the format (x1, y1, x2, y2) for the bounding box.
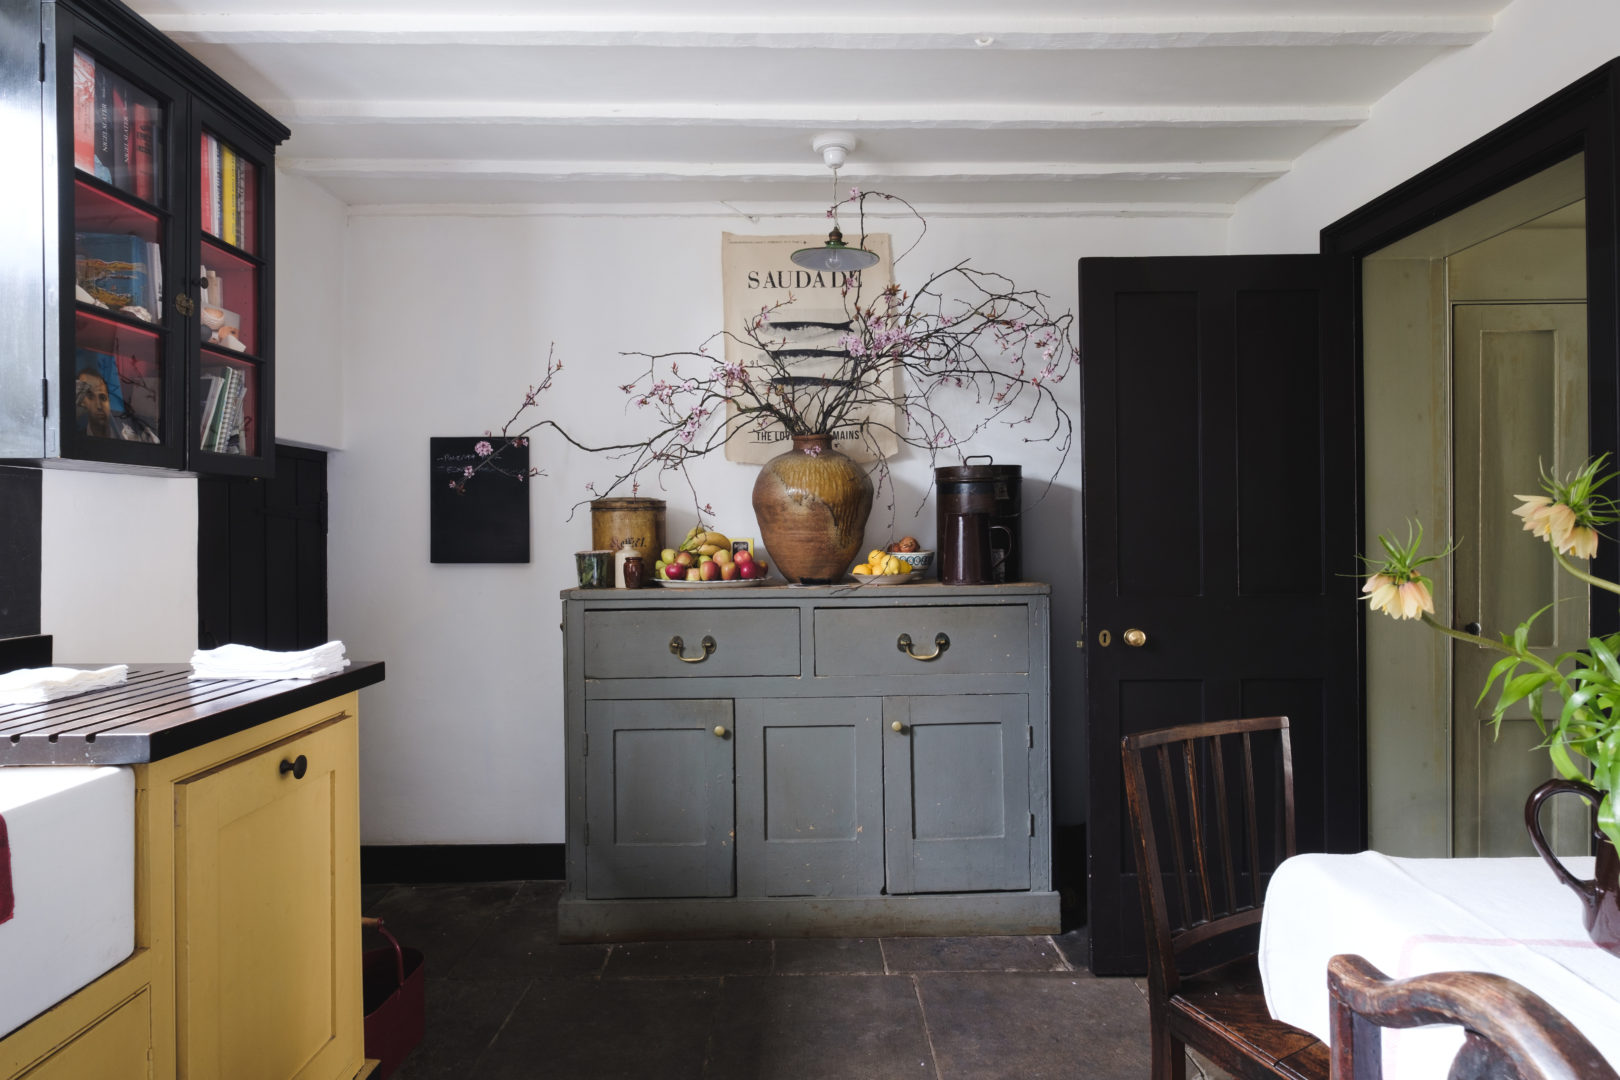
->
(39, 42, 45, 83)
(42, 378, 49, 419)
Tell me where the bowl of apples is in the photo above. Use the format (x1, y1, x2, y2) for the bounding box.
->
(884, 537, 933, 577)
(652, 528, 771, 586)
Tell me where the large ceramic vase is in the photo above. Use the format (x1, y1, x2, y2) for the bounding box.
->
(752, 433, 873, 584)
(1526, 778, 1620, 957)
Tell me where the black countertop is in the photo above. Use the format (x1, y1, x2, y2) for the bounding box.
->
(0, 661, 385, 765)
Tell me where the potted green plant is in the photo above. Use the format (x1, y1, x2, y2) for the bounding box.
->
(1363, 455, 1619, 954)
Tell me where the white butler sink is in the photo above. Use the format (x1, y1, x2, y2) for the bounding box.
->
(0, 765, 134, 1038)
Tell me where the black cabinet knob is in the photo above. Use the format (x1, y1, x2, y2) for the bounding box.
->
(280, 754, 308, 780)
(1465, 621, 1483, 636)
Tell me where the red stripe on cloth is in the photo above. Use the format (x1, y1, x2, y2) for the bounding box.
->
(0, 811, 12, 924)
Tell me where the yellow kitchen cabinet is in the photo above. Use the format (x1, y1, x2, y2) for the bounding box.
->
(1, 668, 382, 1080)
(172, 712, 362, 1080)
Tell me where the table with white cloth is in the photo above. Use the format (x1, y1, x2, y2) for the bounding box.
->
(1257, 852, 1620, 1077)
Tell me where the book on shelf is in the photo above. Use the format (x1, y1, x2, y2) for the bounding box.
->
(211, 137, 223, 237)
(132, 102, 156, 202)
(75, 231, 158, 318)
(72, 50, 95, 173)
(198, 372, 224, 443)
(112, 81, 133, 191)
(220, 145, 237, 247)
(92, 64, 114, 183)
(200, 366, 247, 453)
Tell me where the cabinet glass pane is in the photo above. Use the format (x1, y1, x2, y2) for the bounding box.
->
(200, 239, 258, 356)
(198, 354, 258, 457)
(73, 48, 164, 205)
(74, 311, 162, 443)
(200, 131, 260, 255)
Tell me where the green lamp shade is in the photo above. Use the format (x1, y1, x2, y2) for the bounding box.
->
(791, 226, 880, 272)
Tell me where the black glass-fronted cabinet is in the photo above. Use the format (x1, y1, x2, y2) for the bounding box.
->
(0, 0, 287, 476)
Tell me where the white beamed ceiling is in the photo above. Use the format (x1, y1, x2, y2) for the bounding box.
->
(127, 0, 1511, 214)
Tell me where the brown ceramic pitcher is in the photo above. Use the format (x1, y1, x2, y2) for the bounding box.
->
(1525, 777, 1620, 957)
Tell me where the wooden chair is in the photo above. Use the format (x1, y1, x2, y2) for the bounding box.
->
(1327, 954, 1618, 1080)
(1122, 715, 1328, 1080)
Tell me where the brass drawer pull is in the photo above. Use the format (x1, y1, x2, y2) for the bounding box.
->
(897, 632, 950, 661)
(279, 754, 308, 780)
(670, 635, 717, 663)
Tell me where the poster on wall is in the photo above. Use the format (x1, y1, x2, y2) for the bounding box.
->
(719, 232, 899, 464)
(430, 437, 530, 563)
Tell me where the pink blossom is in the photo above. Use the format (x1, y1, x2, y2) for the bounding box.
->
(463, 465, 474, 478)
(802, 443, 823, 457)
(474, 440, 494, 457)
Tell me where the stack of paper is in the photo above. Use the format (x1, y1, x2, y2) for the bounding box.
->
(0, 666, 128, 705)
(189, 642, 349, 681)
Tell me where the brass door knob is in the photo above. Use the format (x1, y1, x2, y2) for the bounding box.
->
(1123, 629, 1147, 647)
(891, 720, 905, 733)
(713, 725, 728, 738)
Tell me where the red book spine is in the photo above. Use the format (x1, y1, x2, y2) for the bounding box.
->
(72, 51, 95, 173)
(132, 102, 154, 202)
(200, 134, 213, 235)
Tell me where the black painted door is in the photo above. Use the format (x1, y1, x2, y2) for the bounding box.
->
(197, 444, 328, 650)
(1081, 256, 1361, 975)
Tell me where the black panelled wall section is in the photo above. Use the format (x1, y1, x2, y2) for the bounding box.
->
(0, 467, 42, 640)
(198, 444, 329, 650)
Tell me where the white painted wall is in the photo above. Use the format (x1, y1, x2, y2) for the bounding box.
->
(274, 170, 348, 450)
(40, 470, 197, 663)
(332, 209, 1226, 844)
(1227, 0, 1620, 253)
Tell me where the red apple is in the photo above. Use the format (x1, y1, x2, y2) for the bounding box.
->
(675, 551, 695, 567)
(738, 561, 761, 580)
(719, 561, 740, 581)
(734, 549, 753, 566)
(664, 562, 686, 580)
(701, 558, 721, 581)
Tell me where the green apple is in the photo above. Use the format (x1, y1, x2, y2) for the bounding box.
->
(660, 548, 677, 563)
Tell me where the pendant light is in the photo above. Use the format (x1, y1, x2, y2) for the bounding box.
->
(791, 133, 881, 273)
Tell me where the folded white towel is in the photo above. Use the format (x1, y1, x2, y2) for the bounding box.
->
(0, 665, 129, 705)
(189, 642, 349, 681)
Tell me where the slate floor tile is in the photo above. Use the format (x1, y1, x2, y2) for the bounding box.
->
(602, 938, 773, 978)
(881, 935, 1071, 973)
(365, 882, 523, 974)
(475, 977, 723, 1080)
(772, 937, 886, 975)
(918, 972, 1153, 1080)
(1052, 925, 1092, 972)
(388, 976, 530, 1080)
(703, 975, 934, 1080)
(450, 881, 609, 979)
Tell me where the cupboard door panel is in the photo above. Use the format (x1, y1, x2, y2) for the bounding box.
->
(734, 698, 884, 898)
(175, 718, 360, 1080)
(19, 989, 150, 1080)
(586, 700, 735, 899)
(883, 695, 1031, 894)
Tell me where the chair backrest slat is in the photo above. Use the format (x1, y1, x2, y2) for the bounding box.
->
(1209, 733, 1239, 915)
(1180, 739, 1214, 925)
(1241, 730, 1263, 910)
(1155, 742, 1195, 927)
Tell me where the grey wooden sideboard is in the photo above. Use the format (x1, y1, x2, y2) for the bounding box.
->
(559, 581, 1056, 941)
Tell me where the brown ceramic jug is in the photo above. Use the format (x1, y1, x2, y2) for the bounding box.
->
(1525, 777, 1620, 957)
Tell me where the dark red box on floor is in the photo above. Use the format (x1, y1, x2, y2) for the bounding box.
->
(362, 919, 425, 1078)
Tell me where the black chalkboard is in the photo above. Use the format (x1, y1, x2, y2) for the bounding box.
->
(430, 437, 530, 563)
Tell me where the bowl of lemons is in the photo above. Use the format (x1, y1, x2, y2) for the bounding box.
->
(850, 549, 922, 585)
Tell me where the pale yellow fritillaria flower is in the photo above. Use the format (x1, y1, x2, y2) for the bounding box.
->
(1512, 494, 1555, 537)
(1564, 524, 1600, 559)
(1361, 573, 1401, 618)
(1397, 580, 1435, 619)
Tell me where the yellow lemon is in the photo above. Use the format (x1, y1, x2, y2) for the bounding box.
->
(853, 563, 872, 575)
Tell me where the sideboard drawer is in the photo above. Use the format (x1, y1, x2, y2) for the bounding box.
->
(584, 607, 801, 679)
(814, 605, 1029, 677)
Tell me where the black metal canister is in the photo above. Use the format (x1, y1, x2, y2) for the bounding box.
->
(934, 457, 1022, 584)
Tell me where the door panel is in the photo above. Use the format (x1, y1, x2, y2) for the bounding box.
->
(883, 694, 1030, 894)
(585, 699, 735, 899)
(1082, 255, 1359, 975)
(1453, 302, 1589, 856)
(734, 698, 884, 897)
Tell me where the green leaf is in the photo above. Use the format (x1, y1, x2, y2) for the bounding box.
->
(1590, 636, 1620, 682)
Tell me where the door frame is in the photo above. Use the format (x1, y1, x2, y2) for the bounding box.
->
(1321, 58, 1620, 842)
